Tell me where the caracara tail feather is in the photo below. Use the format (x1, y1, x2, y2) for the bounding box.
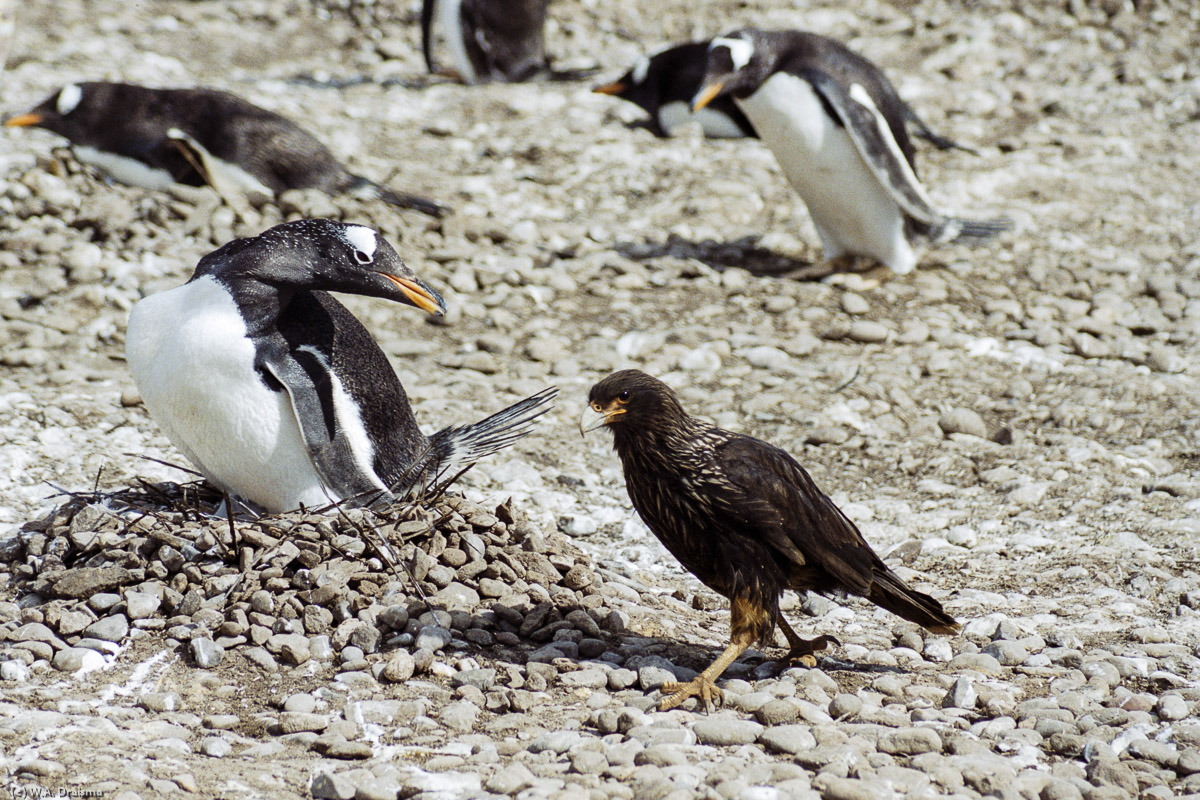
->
(867, 570, 960, 635)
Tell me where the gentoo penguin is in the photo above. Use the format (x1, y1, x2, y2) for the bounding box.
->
(126, 219, 556, 514)
(421, 0, 549, 84)
(5, 82, 448, 217)
(596, 40, 975, 150)
(594, 42, 756, 139)
(693, 29, 1009, 275)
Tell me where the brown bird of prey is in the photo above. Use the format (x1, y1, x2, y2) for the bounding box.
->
(582, 370, 959, 710)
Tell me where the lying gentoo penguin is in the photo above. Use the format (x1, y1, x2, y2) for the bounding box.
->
(597, 40, 975, 150)
(5, 82, 448, 217)
(421, 0, 549, 84)
(126, 219, 556, 514)
(693, 29, 1010, 275)
(594, 42, 756, 139)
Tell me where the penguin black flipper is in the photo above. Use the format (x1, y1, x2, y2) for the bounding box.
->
(274, 290, 434, 501)
(257, 342, 391, 508)
(800, 68, 942, 227)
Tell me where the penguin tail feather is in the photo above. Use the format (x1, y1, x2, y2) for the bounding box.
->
(427, 386, 558, 480)
(868, 570, 960, 636)
(347, 175, 450, 218)
(934, 216, 1014, 244)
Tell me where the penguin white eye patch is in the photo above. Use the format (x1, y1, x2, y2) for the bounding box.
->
(57, 84, 84, 115)
(342, 225, 378, 262)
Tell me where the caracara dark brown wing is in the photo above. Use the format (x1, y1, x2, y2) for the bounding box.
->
(705, 433, 876, 594)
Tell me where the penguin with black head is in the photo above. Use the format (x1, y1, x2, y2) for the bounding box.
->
(126, 219, 555, 514)
(6, 83, 447, 216)
(693, 29, 1009, 276)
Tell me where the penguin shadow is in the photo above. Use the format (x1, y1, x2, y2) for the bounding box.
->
(618, 234, 836, 281)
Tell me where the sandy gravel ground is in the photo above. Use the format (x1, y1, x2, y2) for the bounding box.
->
(1, 0, 1199, 798)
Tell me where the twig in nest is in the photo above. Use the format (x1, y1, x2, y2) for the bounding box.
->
(832, 364, 861, 393)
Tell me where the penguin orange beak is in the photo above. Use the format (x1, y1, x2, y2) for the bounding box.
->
(4, 112, 43, 127)
(593, 81, 627, 96)
(383, 274, 447, 316)
(691, 81, 725, 112)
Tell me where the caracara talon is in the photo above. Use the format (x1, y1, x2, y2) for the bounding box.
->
(659, 677, 724, 711)
(783, 634, 839, 667)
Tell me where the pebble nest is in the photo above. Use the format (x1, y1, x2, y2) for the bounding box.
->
(2, 0, 1200, 798)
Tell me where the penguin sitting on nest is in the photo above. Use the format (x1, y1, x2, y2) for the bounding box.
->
(693, 29, 1010, 277)
(126, 219, 555, 514)
(596, 39, 976, 149)
(5, 82, 448, 217)
(421, 0, 549, 84)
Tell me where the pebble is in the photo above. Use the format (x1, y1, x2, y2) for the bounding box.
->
(381, 651, 415, 683)
(693, 718, 764, 746)
(82, 615, 129, 643)
(199, 737, 231, 758)
(758, 724, 818, 755)
(1157, 694, 1189, 721)
(878, 727, 942, 756)
(938, 408, 988, 438)
(190, 638, 224, 668)
(52, 647, 105, 673)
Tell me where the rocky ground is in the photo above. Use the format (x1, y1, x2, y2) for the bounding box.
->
(1, 0, 1199, 798)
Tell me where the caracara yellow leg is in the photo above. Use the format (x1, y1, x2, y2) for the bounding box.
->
(658, 629, 753, 711)
(778, 615, 839, 667)
(659, 596, 772, 711)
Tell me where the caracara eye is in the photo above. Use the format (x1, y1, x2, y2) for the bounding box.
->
(617, 390, 631, 403)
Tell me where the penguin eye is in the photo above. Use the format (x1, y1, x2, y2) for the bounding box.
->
(352, 249, 373, 265)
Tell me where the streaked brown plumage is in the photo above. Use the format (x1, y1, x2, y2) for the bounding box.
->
(583, 369, 959, 710)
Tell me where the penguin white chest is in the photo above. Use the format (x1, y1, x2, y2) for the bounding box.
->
(736, 73, 914, 272)
(125, 276, 331, 512)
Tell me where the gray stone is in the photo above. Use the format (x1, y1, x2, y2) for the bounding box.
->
(438, 701, 479, 732)
(414, 625, 452, 651)
(453, 668, 497, 691)
(124, 590, 161, 620)
(829, 693, 863, 719)
(693, 718, 763, 746)
(82, 614, 129, 643)
(310, 771, 358, 800)
(561, 667, 608, 689)
(529, 731, 585, 754)
(49, 567, 134, 599)
(266, 633, 310, 665)
(52, 647, 105, 673)
(878, 727, 942, 755)
(949, 652, 1003, 673)
(943, 676, 977, 709)
(983, 640, 1028, 665)
(484, 762, 536, 794)
(939, 408, 987, 438)
(200, 737, 231, 758)
(758, 724, 818, 755)
(190, 638, 224, 668)
(381, 651, 415, 683)
(638, 666, 676, 691)
(1157, 694, 1189, 721)
(276, 712, 329, 734)
(755, 698, 800, 725)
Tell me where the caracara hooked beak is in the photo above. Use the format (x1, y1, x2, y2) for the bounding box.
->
(579, 396, 628, 436)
